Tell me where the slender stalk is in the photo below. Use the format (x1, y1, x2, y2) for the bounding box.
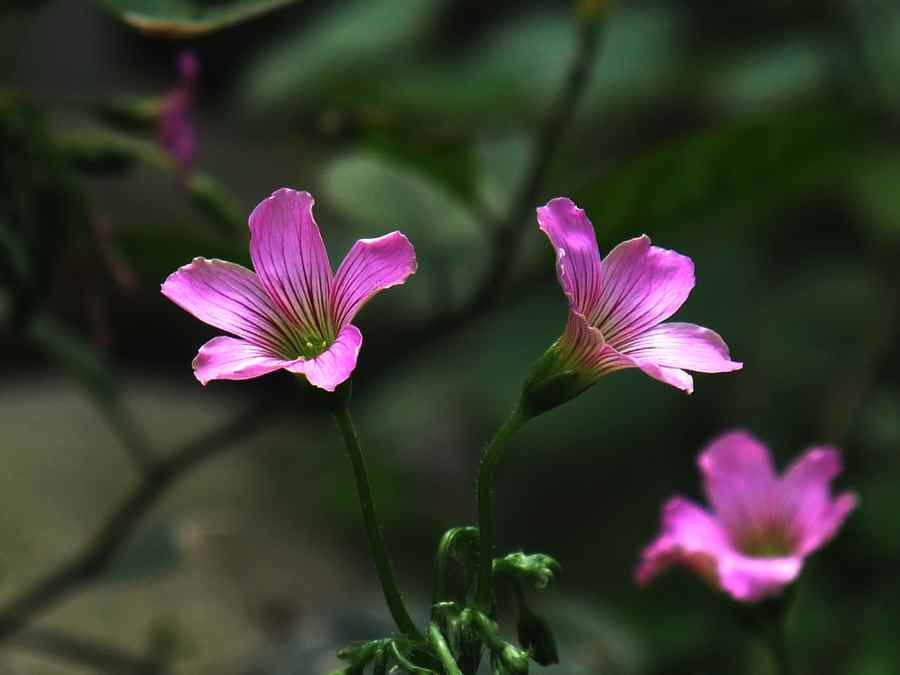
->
(332, 400, 423, 641)
(474, 406, 528, 611)
(768, 611, 792, 675)
(428, 623, 464, 675)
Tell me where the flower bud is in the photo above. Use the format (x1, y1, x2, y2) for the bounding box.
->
(493, 552, 561, 591)
(516, 602, 559, 666)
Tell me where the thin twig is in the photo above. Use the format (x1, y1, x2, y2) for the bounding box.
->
(473, 15, 602, 308)
(14, 626, 167, 675)
(103, 399, 160, 475)
(0, 397, 281, 643)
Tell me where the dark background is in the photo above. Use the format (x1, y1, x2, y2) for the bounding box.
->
(2, 0, 898, 673)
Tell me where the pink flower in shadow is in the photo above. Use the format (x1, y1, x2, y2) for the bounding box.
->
(161, 188, 417, 391)
(636, 431, 857, 602)
(158, 51, 199, 173)
(536, 197, 742, 394)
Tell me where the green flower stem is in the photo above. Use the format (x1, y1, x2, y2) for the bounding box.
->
(332, 400, 423, 642)
(427, 623, 464, 675)
(474, 406, 529, 611)
(768, 611, 792, 675)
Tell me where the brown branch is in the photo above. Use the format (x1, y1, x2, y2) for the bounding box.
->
(14, 626, 167, 675)
(0, 397, 281, 643)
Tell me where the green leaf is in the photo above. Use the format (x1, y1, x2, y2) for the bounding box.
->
(850, 152, 900, 241)
(375, 6, 686, 129)
(321, 153, 486, 311)
(239, 0, 444, 119)
(704, 40, 829, 113)
(57, 128, 242, 235)
(118, 224, 247, 284)
(96, 0, 302, 38)
(57, 128, 174, 175)
(364, 132, 483, 214)
(27, 315, 118, 406)
(574, 108, 869, 237)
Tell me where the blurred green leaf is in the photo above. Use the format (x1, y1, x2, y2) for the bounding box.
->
(322, 153, 486, 310)
(58, 128, 174, 175)
(377, 7, 686, 129)
(240, 0, 444, 119)
(575, 109, 870, 236)
(0, 95, 86, 322)
(95, 0, 301, 38)
(27, 314, 119, 406)
(705, 40, 829, 113)
(187, 172, 244, 235)
(364, 132, 482, 214)
(850, 152, 900, 241)
(57, 128, 243, 235)
(0, 217, 31, 290)
(118, 224, 246, 284)
(476, 135, 532, 216)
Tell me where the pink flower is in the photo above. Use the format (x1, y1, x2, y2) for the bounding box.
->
(161, 188, 417, 391)
(536, 197, 742, 394)
(158, 51, 199, 172)
(636, 431, 858, 602)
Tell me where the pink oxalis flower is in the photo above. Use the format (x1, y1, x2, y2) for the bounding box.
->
(636, 431, 857, 602)
(161, 188, 417, 391)
(158, 51, 199, 172)
(536, 197, 742, 395)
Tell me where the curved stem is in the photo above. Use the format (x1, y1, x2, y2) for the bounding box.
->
(474, 407, 528, 611)
(332, 401, 423, 641)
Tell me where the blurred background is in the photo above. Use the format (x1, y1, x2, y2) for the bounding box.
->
(2, 0, 899, 673)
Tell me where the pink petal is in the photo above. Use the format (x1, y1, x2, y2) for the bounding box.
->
(248, 188, 335, 340)
(636, 497, 730, 587)
(161, 258, 293, 355)
(781, 448, 858, 555)
(576, 343, 698, 393)
(331, 232, 417, 329)
(698, 431, 779, 542)
(286, 324, 363, 392)
(192, 336, 293, 385)
(594, 236, 695, 344)
(717, 554, 803, 602)
(636, 497, 803, 602)
(158, 90, 194, 169)
(557, 310, 606, 373)
(610, 322, 743, 394)
(537, 198, 603, 317)
(178, 50, 199, 83)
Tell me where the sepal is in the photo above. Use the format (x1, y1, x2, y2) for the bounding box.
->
(520, 343, 595, 418)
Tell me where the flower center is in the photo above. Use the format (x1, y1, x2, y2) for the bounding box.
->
(732, 522, 798, 558)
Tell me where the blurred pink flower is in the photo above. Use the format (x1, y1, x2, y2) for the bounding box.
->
(161, 188, 417, 390)
(636, 431, 857, 602)
(158, 51, 199, 172)
(537, 197, 742, 394)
